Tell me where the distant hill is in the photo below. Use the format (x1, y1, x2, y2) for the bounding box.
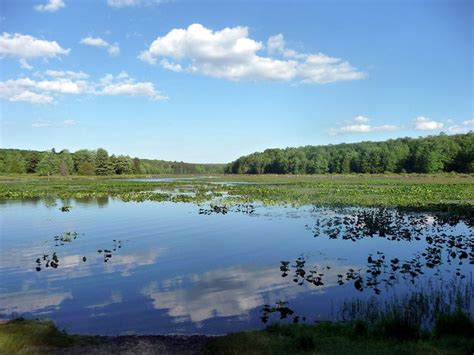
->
(0, 148, 225, 176)
(226, 133, 473, 174)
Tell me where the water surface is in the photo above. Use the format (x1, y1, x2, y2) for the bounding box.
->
(0, 197, 472, 335)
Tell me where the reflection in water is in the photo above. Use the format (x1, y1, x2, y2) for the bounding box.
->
(260, 301, 297, 324)
(0, 198, 472, 335)
(98, 240, 123, 263)
(0, 290, 72, 314)
(142, 262, 352, 325)
(282, 208, 473, 296)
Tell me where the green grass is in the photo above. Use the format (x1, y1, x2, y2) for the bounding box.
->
(203, 320, 474, 355)
(0, 318, 95, 354)
(1, 316, 472, 355)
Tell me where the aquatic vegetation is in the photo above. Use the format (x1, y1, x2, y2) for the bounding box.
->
(34, 230, 124, 270)
(281, 208, 472, 294)
(0, 175, 472, 214)
(35, 252, 59, 271)
(205, 314, 474, 354)
(339, 278, 473, 331)
(98, 239, 123, 262)
(53, 231, 81, 246)
(260, 301, 299, 324)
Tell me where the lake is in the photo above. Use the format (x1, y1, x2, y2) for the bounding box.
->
(0, 195, 472, 335)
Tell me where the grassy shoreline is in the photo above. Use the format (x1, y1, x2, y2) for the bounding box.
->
(1, 316, 472, 354)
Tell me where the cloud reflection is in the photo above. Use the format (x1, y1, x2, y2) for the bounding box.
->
(142, 262, 348, 323)
(0, 289, 72, 314)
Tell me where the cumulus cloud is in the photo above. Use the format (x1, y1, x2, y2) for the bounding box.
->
(0, 33, 70, 62)
(139, 23, 365, 84)
(98, 72, 167, 100)
(0, 71, 166, 104)
(446, 119, 473, 134)
(0, 79, 51, 103)
(34, 0, 65, 12)
(107, 0, 162, 7)
(80, 36, 120, 56)
(413, 116, 444, 130)
(160, 59, 182, 72)
(329, 116, 398, 135)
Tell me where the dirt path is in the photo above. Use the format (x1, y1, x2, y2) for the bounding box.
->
(56, 335, 212, 354)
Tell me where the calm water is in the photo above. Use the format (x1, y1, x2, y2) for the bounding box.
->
(0, 197, 472, 335)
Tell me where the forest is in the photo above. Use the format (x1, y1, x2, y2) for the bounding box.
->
(226, 133, 473, 174)
(1, 133, 472, 176)
(0, 148, 225, 176)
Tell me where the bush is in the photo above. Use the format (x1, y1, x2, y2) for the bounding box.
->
(434, 311, 474, 338)
(375, 316, 420, 340)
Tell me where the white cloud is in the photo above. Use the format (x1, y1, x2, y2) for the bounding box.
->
(0, 71, 167, 104)
(62, 119, 76, 126)
(353, 115, 370, 123)
(34, 0, 65, 12)
(447, 119, 473, 134)
(98, 72, 167, 100)
(160, 59, 182, 72)
(32, 120, 53, 128)
(329, 116, 398, 135)
(32, 119, 77, 128)
(44, 69, 89, 80)
(139, 24, 365, 84)
(19, 58, 33, 70)
(0, 33, 70, 61)
(413, 116, 444, 130)
(0, 79, 55, 103)
(80, 36, 120, 56)
(107, 0, 162, 8)
(267, 34, 285, 55)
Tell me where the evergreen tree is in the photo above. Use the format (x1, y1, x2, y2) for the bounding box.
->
(95, 148, 113, 175)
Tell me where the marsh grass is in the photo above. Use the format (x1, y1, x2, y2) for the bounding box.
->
(0, 318, 95, 354)
(339, 278, 473, 333)
(204, 279, 474, 354)
(203, 321, 473, 354)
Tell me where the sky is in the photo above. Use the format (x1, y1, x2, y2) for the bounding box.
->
(0, 0, 472, 163)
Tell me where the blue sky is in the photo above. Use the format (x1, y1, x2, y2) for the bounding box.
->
(0, 0, 472, 163)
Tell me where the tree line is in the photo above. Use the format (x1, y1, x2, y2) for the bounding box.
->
(226, 133, 473, 174)
(0, 148, 225, 176)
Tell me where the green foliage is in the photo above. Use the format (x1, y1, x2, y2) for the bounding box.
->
(0, 175, 472, 216)
(227, 133, 474, 174)
(0, 148, 225, 176)
(58, 150, 74, 176)
(95, 148, 114, 175)
(72, 149, 96, 172)
(0, 318, 78, 353)
(77, 161, 95, 175)
(112, 155, 132, 175)
(132, 157, 142, 174)
(204, 320, 474, 354)
(36, 151, 60, 176)
(434, 311, 474, 338)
